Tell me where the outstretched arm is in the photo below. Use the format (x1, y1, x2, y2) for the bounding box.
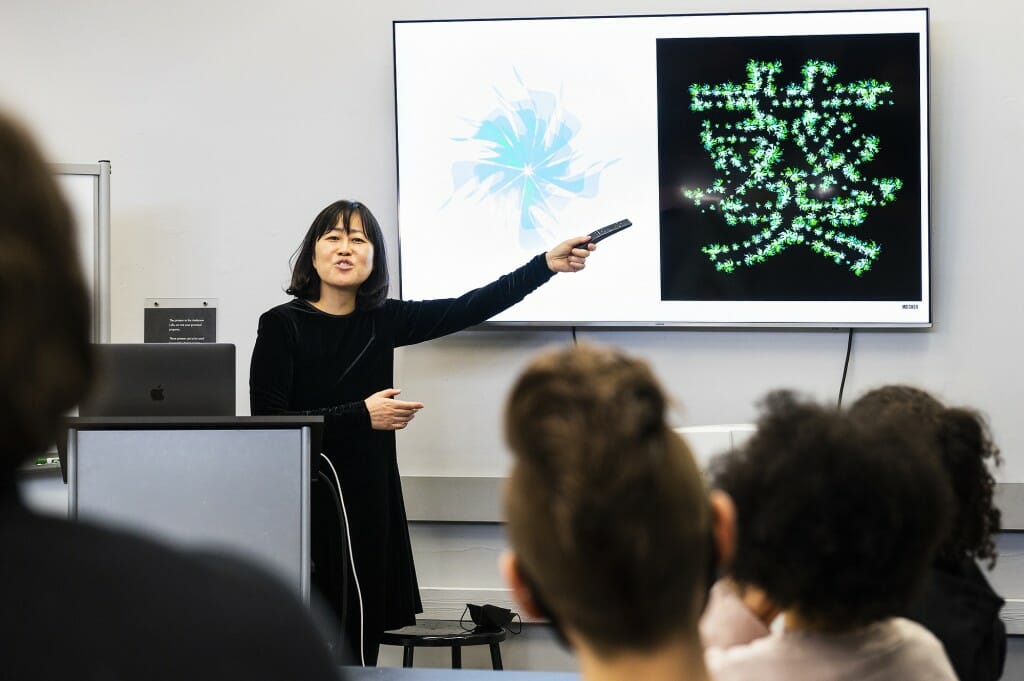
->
(393, 235, 596, 347)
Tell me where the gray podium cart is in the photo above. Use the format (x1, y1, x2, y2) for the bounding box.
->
(62, 416, 322, 601)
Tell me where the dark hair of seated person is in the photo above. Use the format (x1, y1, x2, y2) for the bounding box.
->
(847, 385, 1006, 681)
(0, 109, 344, 680)
(503, 343, 713, 656)
(709, 390, 953, 631)
(0, 112, 93, 471)
(848, 385, 1001, 568)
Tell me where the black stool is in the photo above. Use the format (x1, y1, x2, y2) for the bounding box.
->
(380, 620, 508, 669)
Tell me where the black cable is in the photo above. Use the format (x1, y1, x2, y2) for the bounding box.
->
(571, 326, 577, 345)
(317, 470, 349, 642)
(837, 328, 854, 408)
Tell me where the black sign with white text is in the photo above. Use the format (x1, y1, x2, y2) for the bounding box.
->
(144, 307, 216, 343)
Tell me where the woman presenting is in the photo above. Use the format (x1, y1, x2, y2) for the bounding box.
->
(250, 199, 595, 664)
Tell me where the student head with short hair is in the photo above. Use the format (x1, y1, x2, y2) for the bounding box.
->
(501, 343, 734, 681)
(704, 390, 958, 681)
(849, 385, 1006, 681)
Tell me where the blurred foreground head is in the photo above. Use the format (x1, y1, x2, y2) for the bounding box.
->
(0, 111, 93, 471)
(502, 343, 715, 657)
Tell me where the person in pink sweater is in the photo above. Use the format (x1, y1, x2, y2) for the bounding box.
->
(701, 391, 958, 681)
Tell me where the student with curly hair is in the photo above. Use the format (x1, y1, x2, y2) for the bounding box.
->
(703, 391, 957, 681)
(501, 344, 736, 681)
(850, 386, 1005, 681)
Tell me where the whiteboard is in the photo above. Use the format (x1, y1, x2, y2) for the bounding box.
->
(53, 162, 110, 343)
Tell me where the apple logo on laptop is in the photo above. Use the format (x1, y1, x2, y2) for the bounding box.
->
(150, 385, 165, 402)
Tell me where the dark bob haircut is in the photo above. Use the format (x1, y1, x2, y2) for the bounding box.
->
(710, 390, 952, 631)
(849, 385, 1002, 568)
(286, 200, 389, 309)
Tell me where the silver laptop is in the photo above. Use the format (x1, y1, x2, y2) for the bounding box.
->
(79, 343, 236, 417)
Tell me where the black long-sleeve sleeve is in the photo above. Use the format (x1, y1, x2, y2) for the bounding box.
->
(392, 252, 553, 347)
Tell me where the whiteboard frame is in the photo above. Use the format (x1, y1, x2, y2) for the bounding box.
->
(53, 162, 111, 343)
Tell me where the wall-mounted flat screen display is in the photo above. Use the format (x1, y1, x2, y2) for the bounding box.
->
(394, 9, 929, 326)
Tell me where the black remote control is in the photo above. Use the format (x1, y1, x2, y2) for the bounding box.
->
(584, 219, 632, 246)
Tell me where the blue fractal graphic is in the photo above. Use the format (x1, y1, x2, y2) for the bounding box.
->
(450, 72, 617, 249)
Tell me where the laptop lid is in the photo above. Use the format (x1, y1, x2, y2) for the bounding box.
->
(79, 343, 236, 417)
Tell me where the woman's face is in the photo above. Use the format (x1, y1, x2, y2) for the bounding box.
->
(312, 214, 375, 294)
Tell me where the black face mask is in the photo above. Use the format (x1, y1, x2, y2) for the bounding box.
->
(517, 524, 720, 650)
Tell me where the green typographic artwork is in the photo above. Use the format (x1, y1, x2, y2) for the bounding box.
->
(683, 59, 903, 276)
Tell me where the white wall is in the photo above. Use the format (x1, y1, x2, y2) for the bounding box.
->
(2, 0, 1020, 479)
(4, 0, 1023, 672)
(4, 0, 1019, 475)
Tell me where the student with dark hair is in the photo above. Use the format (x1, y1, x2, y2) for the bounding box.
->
(703, 391, 958, 681)
(850, 385, 1006, 681)
(501, 343, 736, 681)
(0, 110, 342, 680)
(250, 200, 597, 664)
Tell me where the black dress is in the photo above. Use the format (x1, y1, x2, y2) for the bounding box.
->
(249, 253, 554, 664)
